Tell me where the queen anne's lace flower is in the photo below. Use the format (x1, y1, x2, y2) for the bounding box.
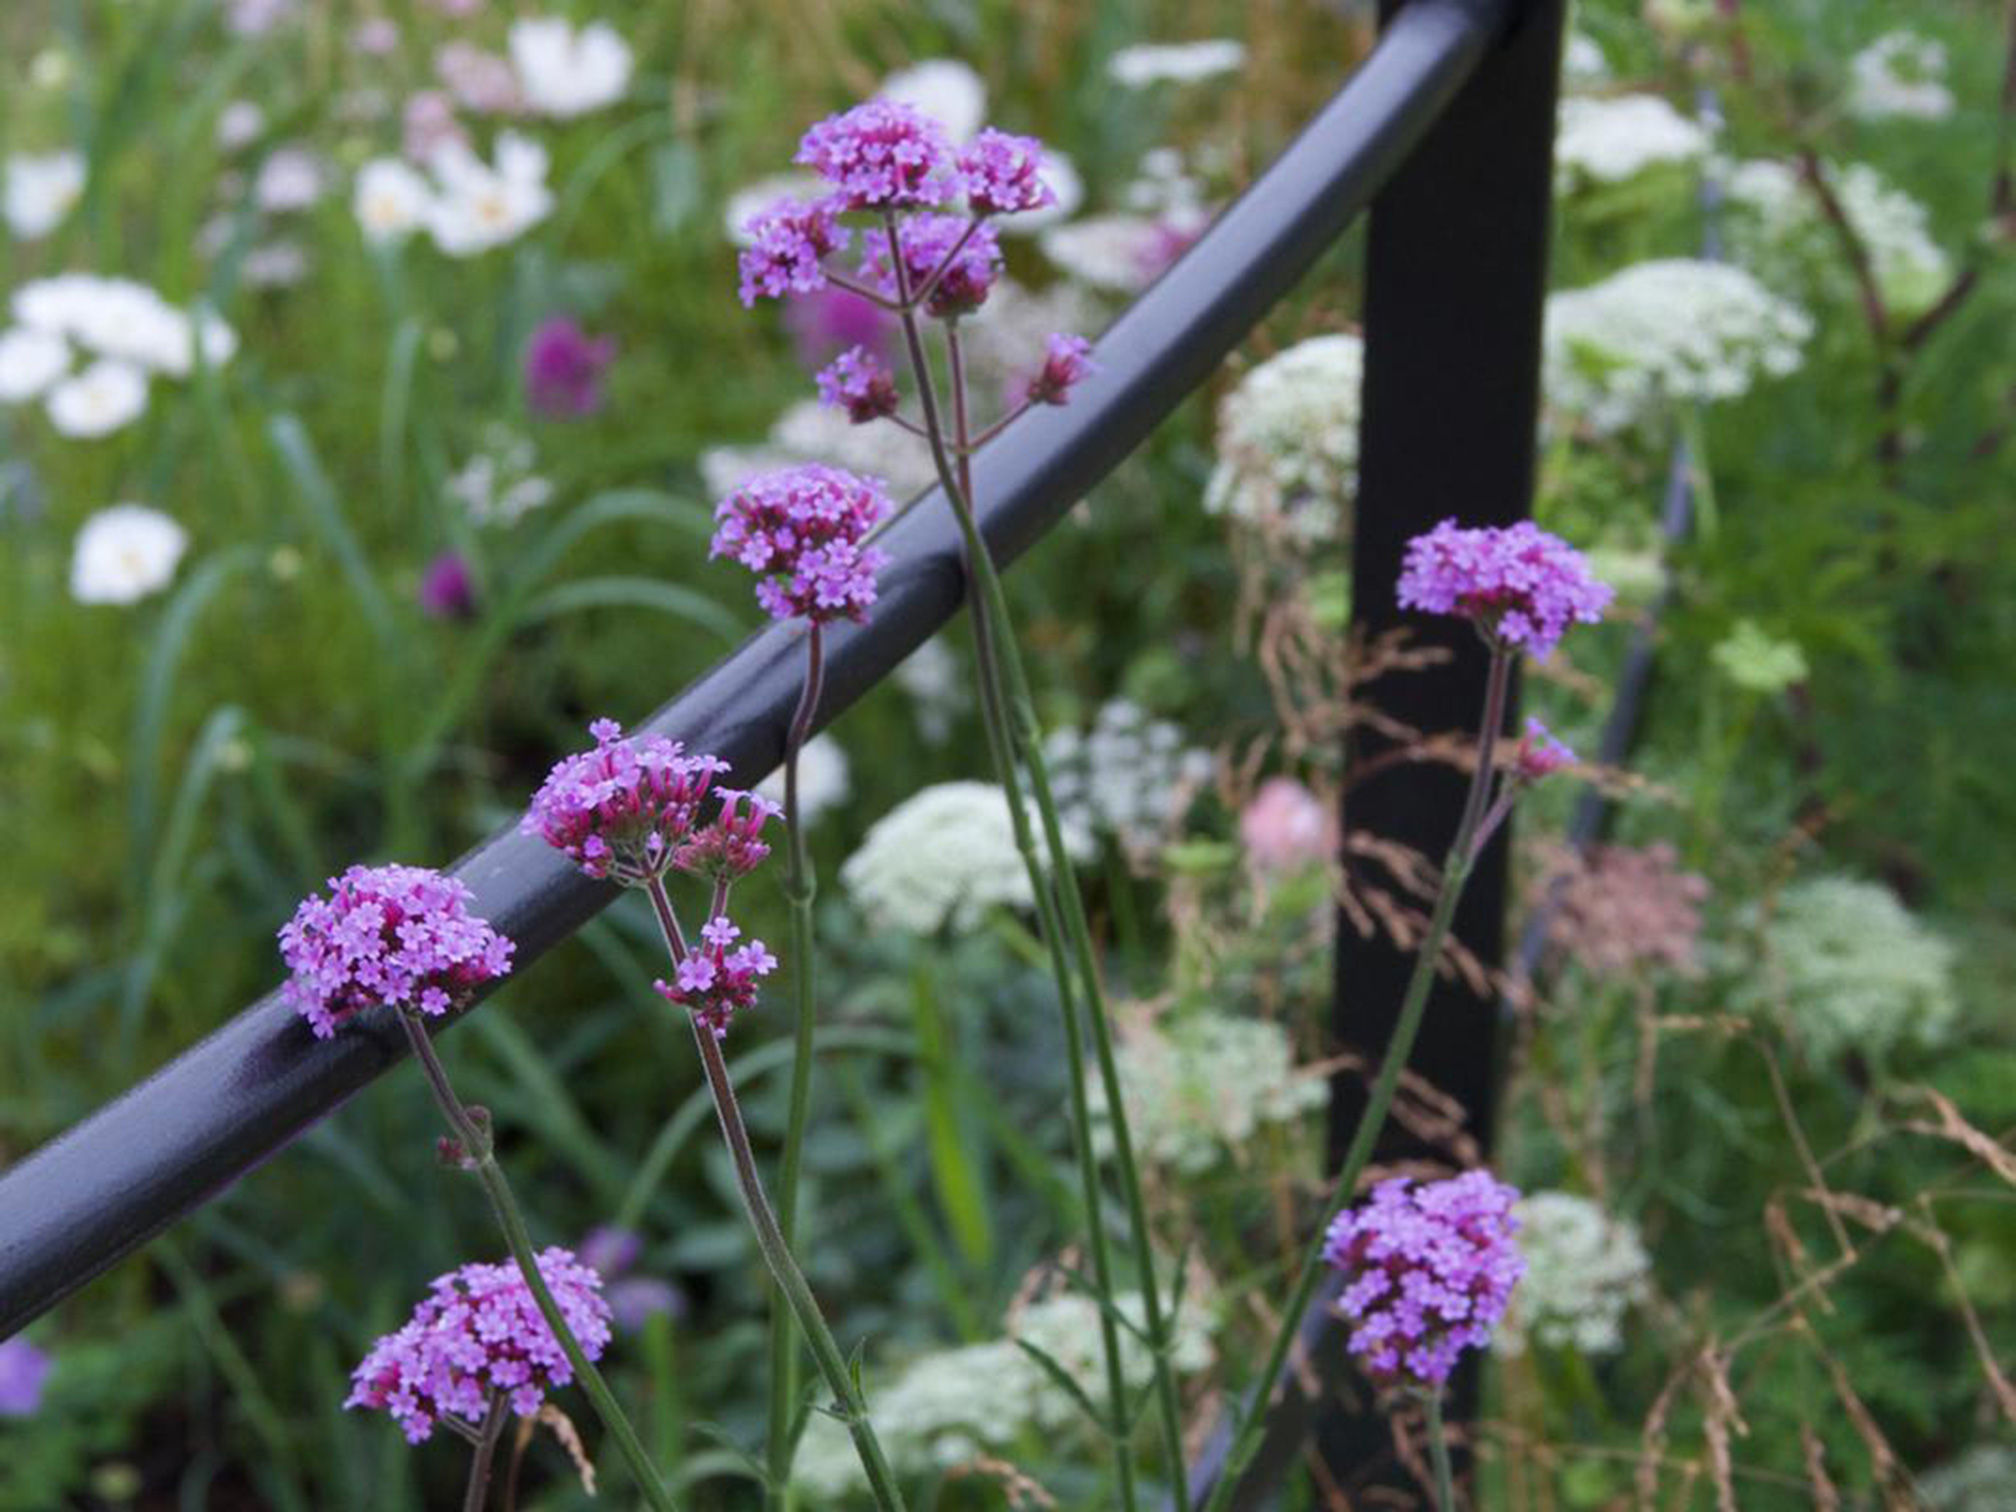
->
(1554, 95, 1709, 190)
(70, 503, 188, 604)
(878, 60, 987, 145)
(1918, 1446, 2016, 1512)
(1726, 159, 1951, 318)
(1497, 1192, 1650, 1357)
(755, 734, 852, 822)
(279, 864, 515, 1039)
(1324, 1171, 1525, 1389)
(522, 720, 729, 884)
(796, 99, 958, 211)
(1041, 699, 1210, 860)
(1847, 31, 1954, 121)
(347, 1248, 611, 1443)
(842, 781, 1092, 934)
(1091, 1009, 1326, 1175)
(1205, 333, 1363, 541)
(1398, 519, 1613, 660)
(710, 463, 892, 622)
(1544, 259, 1813, 434)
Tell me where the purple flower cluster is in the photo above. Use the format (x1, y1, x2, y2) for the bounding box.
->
(1025, 332, 1095, 407)
(0, 1339, 51, 1418)
(710, 463, 893, 623)
(861, 214, 1002, 318)
(654, 915, 779, 1039)
(674, 788, 785, 881)
(1397, 519, 1613, 661)
(1513, 718, 1576, 781)
(795, 99, 957, 211)
(524, 316, 617, 419)
(738, 198, 850, 308)
(279, 865, 514, 1040)
(958, 129, 1055, 216)
(816, 345, 900, 423)
(521, 719, 729, 885)
(1324, 1171, 1525, 1389)
(347, 1247, 612, 1443)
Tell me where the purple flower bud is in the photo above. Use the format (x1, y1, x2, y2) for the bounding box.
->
(1513, 717, 1575, 781)
(522, 720, 731, 886)
(0, 1340, 52, 1418)
(524, 316, 617, 419)
(815, 345, 900, 423)
(1024, 332, 1094, 407)
(418, 551, 476, 619)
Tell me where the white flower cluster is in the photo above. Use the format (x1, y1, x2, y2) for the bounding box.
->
(353, 132, 554, 256)
(1041, 699, 1211, 860)
(792, 1290, 1214, 1502)
(0, 275, 237, 438)
(509, 17, 633, 118)
(69, 503, 190, 605)
(1091, 1010, 1327, 1176)
(1555, 95, 1710, 190)
(754, 733, 852, 824)
(1107, 39, 1247, 89)
(699, 397, 936, 502)
(1745, 876, 1959, 1061)
(4, 150, 85, 239)
(1847, 31, 1954, 122)
(1725, 159, 1951, 318)
(1497, 1191, 1651, 1357)
(447, 425, 554, 525)
(1204, 333, 1363, 540)
(1544, 260, 1812, 434)
(1041, 148, 1209, 294)
(1918, 1446, 2016, 1512)
(842, 781, 1092, 935)
(1562, 32, 1611, 90)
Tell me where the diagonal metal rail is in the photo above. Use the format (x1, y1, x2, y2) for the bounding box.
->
(0, 0, 1534, 1351)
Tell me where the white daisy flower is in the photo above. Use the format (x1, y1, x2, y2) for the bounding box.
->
(70, 504, 189, 603)
(0, 326, 71, 403)
(46, 358, 149, 437)
(508, 17, 633, 118)
(5, 151, 86, 240)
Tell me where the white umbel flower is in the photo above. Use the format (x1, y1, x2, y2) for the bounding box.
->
(1847, 32, 1954, 122)
(70, 504, 188, 603)
(509, 17, 633, 118)
(1042, 699, 1210, 859)
(1562, 32, 1610, 89)
(1108, 39, 1246, 88)
(1544, 259, 1812, 434)
(353, 157, 433, 243)
(424, 132, 553, 256)
(5, 151, 85, 239)
(755, 734, 852, 824)
(46, 358, 148, 437)
(1497, 1192, 1651, 1357)
(0, 326, 71, 402)
(842, 781, 1092, 934)
(1726, 158, 1951, 318)
(1040, 211, 1198, 294)
(879, 59, 987, 143)
(1555, 95, 1709, 190)
(1205, 332, 1363, 539)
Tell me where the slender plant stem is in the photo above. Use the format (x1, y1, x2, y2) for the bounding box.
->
(1196, 648, 1515, 1512)
(465, 1390, 510, 1512)
(1425, 1389, 1456, 1512)
(767, 622, 827, 1511)
(644, 880, 910, 1512)
(905, 306, 1139, 1509)
(396, 1010, 681, 1512)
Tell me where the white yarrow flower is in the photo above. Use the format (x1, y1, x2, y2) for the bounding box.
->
(5, 150, 86, 239)
(46, 358, 149, 437)
(70, 504, 189, 603)
(1205, 332, 1363, 539)
(1847, 31, 1954, 121)
(1498, 1192, 1651, 1357)
(509, 17, 633, 118)
(0, 326, 72, 402)
(1555, 95, 1710, 190)
(879, 59, 987, 143)
(1108, 39, 1246, 88)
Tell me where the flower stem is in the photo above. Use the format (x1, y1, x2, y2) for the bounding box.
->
(465, 1390, 509, 1512)
(1425, 1389, 1456, 1512)
(1195, 647, 1514, 1512)
(644, 880, 910, 1512)
(767, 622, 826, 1511)
(396, 1010, 680, 1512)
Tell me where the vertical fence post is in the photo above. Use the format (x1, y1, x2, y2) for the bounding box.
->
(1326, 0, 1564, 1494)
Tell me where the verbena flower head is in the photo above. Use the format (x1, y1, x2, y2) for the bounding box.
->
(654, 917, 778, 1039)
(524, 316, 616, 418)
(522, 719, 729, 884)
(1513, 717, 1576, 780)
(959, 129, 1056, 216)
(861, 213, 1002, 318)
(279, 864, 514, 1039)
(1324, 1171, 1525, 1390)
(347, 1247, 611, 1443)
(1397, 519, 1612, 660)
(710, 463, 893, 623)
(738, 196, 849, 307)
(1025, 332, 1094, 406)
(796, 99, 957, 211)
(673, 788, 785, 882)
(815, 345, 900, 423)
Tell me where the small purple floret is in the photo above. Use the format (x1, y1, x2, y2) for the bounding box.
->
(816, 345, 900, 423)
(654, 917, 779, 1039)
(521, 720, 730, 885)
(860, 213, 1001, 318)
(346, 1248, 611, 1444)
(738, 197, 849, 307)
(1513, 717, 1576, 781)
(711, 463, 892, 624)
(1025, 332, 1094, 407)
(796, 99, 957, 211)
(524, 316, 617, 419)
(1397, 519, 1613, 661)
(959, 128, 1055, 216)
(1323, 1171, 1525, 1390)
(279, 864, 514, 1040)
(675, 789, 785, 881)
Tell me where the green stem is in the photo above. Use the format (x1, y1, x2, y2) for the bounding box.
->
(1425, 1389, 1455, 1512)
(1197, 647, 1514, 1512)
(644, 880, 910, 1512)
(767, 621, 826, 1511)
(895, 292, 1141, 1509)
(396, 1011, 680, 1512)
(465, 1390, 509, 1512)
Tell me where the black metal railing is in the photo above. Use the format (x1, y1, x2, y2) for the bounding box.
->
(1, 0, 1561, 1500)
